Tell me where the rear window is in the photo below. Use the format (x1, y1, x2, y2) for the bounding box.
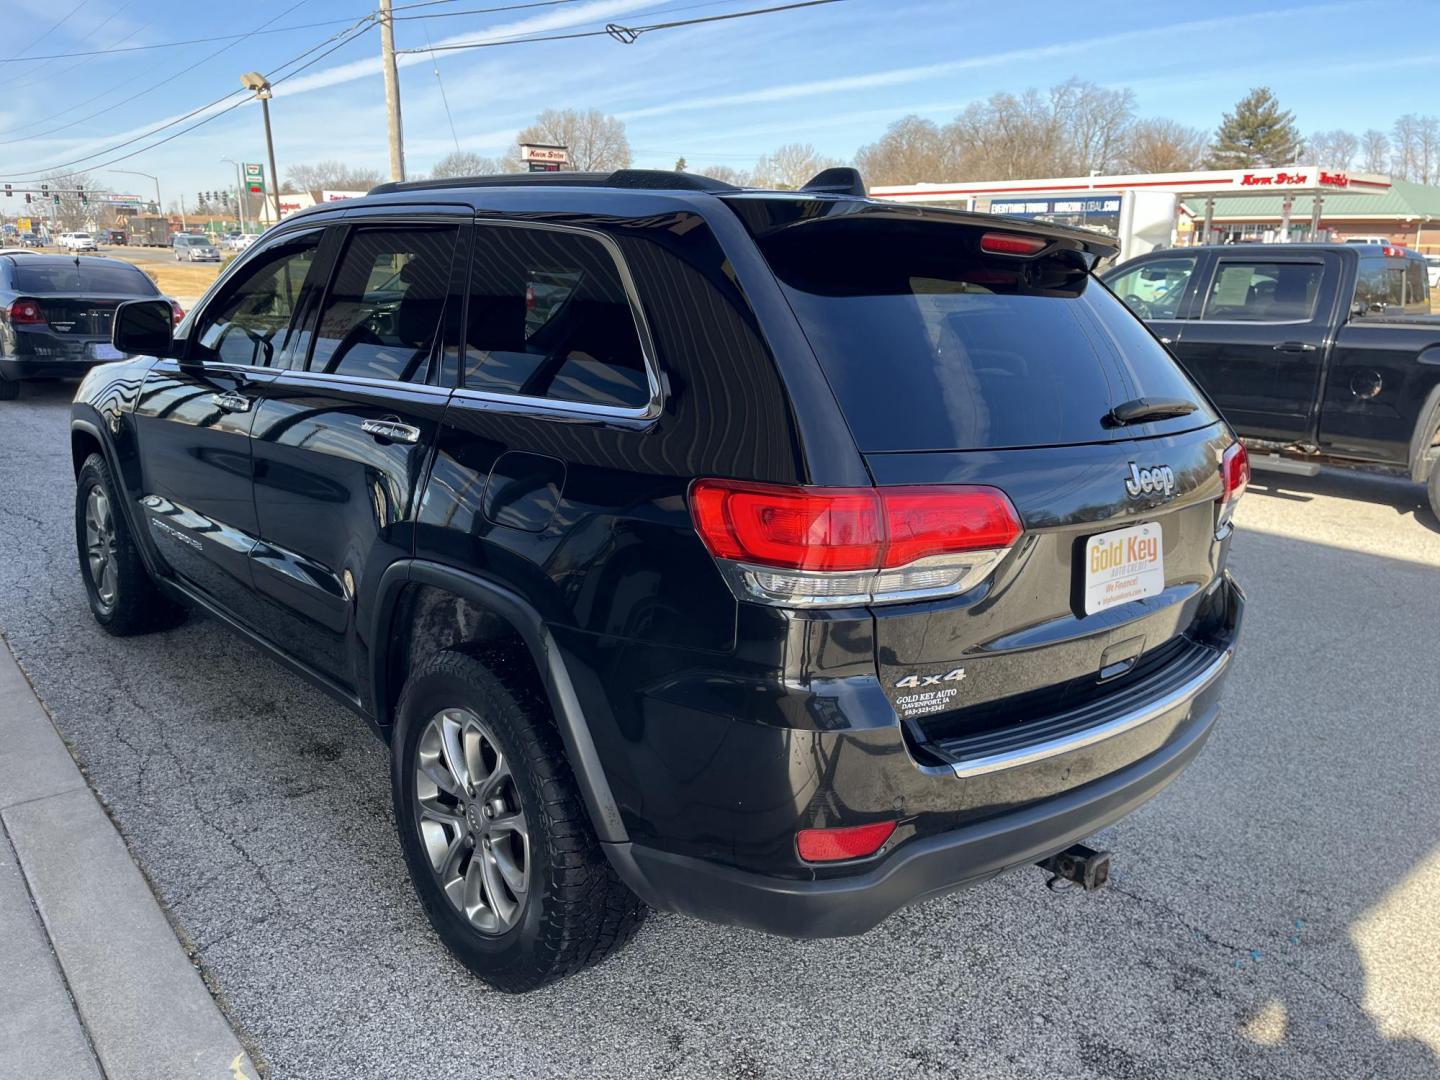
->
(13, 263, 157, 295)
(754, 218, 1213, 452)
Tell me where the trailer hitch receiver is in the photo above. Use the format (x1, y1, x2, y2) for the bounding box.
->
(1038, 844, 1112, 892)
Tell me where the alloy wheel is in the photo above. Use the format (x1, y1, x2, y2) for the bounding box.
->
(414, 708, 530, 935)
(83, 485, 119, 609)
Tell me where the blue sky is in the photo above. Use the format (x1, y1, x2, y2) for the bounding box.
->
(2, 0, 1438, 203)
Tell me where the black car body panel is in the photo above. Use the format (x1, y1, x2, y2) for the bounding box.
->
(72, 173, 1245, 937)
(1104, 242, 1440, 483)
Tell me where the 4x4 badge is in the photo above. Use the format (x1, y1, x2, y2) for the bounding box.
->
(1125, 462, 1176, 499)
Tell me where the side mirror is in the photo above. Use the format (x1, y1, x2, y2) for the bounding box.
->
(113, 299, 175, 357)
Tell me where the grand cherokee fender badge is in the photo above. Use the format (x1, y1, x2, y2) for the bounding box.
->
(1125, 462, 1176, 499)
(892, 667, 966, 719)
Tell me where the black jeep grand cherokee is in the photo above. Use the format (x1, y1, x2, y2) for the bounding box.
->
(71, 169, 1246, 991)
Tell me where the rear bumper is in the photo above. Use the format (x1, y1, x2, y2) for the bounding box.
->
(604, 573, 1243, 938)
(609, 690, 1219, 937)
(1, 356, 103, 379)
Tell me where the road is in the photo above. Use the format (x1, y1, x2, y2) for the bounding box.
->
(0, 380, 1436, 1080)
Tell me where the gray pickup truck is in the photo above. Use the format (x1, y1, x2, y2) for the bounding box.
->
(1104, 242, 1440, 521)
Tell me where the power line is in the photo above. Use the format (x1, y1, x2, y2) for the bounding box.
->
(4, 18, 377, 183)
(393, 0, 582, 20)
(6, 0, 93, 63)
(397, 0, 845, 53)
(0, 0, 586, 62)
(1, 0, 317, 147)
(11, 0, 140, 90)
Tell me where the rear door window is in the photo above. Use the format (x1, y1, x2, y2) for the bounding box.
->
(462, 223, 653, 410)
(753, 217, 1214, 452)
(1199, 260, 1324, 322)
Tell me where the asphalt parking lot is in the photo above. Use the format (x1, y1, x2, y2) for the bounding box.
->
(1, 380, 1436, 1080)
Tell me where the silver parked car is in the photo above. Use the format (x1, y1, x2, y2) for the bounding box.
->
(171, 234, 221, 262)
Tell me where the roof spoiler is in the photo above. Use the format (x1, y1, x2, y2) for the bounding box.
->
(801, 167, 866, 197)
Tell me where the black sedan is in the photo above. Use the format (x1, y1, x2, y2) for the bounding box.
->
(0, 254, 182, 400)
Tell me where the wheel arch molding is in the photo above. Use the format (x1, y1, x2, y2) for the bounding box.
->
(369, 559, 629, 845)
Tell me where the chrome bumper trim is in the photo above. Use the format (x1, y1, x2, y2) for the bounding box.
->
(949, 645, 1233, 779)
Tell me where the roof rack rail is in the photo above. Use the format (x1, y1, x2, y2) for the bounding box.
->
(367, 169, 739, 197)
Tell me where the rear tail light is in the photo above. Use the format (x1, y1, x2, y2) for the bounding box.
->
(796, 820, 896, 863)
(1383, 245, 1406, 257)
(690, 479, 1022, 608)
(1217, 441, 1250, 534)
(8, 299, 45, 325)
(980, 231, 1048, 256)
(170, 301, 185, 326)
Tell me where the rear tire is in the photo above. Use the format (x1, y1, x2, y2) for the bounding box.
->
(391, 649, 645, 993)
(0, 379, 18, 401)
(75, 453, 186, 635)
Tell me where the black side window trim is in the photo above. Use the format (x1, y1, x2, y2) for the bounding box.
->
(455, 216, 664, 420)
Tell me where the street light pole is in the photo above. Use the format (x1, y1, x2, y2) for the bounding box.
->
(222, 157, 247, 234)
(241, 72, 282, 225)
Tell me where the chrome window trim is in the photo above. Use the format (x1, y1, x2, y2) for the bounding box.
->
(458, 216, 664, 422)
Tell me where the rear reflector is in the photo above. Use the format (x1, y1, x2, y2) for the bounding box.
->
(980, 231, 1048, 256)
(796, 820, 896, 863)
(690, 480, 1021, 607)
(8, 299, 44, 325)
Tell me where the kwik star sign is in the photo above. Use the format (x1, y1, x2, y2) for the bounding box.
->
(870, 166, 1392, 202)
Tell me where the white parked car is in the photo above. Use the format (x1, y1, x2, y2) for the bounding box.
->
(1426, 254, 1440, 289)
(58, 232, 98, 251)
(171, 233, 221, 262)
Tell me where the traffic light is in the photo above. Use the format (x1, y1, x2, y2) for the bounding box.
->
(3, 184, 10, 198)
(77, 186, 86, 204)
(25, 193, 31, 204)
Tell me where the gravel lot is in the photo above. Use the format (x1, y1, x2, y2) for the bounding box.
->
(2, 380, 1437, 1079)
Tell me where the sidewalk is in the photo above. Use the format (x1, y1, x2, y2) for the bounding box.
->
(0, 637, 261, 1080)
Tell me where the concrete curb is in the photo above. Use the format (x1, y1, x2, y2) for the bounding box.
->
(0, 636, 262, 1080)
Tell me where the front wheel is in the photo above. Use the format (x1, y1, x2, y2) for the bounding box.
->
(391, 650, 645, 992)
(1428, 461, 1440, 526)
(75, 453, 186, 635)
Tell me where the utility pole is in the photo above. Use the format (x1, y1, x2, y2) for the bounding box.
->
(379, 0, 406, 182)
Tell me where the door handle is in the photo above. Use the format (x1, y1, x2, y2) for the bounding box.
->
(1158, 336, 1174, 345)
(361, 417, 421, 444)
(210, 390, 252, 413)
(1273, 341, 1319, 352)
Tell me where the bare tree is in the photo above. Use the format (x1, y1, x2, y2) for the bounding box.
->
(696, 164, 750, 186)
(1306, 129, 1358, 169)
(1361, 129, 1391, 173)
(855, 115, 956, 186)
(1391, 115, 1419, 180)
(1051, 78, 1136, 174)
(285, 160, 384, 198)
(430, 150, 513, 178)
(751, 143, 842, 189)
(516, 109, 631, 171)
(1417, 116, 1440, 184)
(946, 89, 1067, 180)
(41, 170, 96, 231)
(1120, 118, 1208, 173)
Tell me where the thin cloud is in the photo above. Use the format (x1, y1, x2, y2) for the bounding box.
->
(614, 3, 1372, 122)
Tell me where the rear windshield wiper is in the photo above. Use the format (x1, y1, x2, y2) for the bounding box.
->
(1104, 397, 1199, 427)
